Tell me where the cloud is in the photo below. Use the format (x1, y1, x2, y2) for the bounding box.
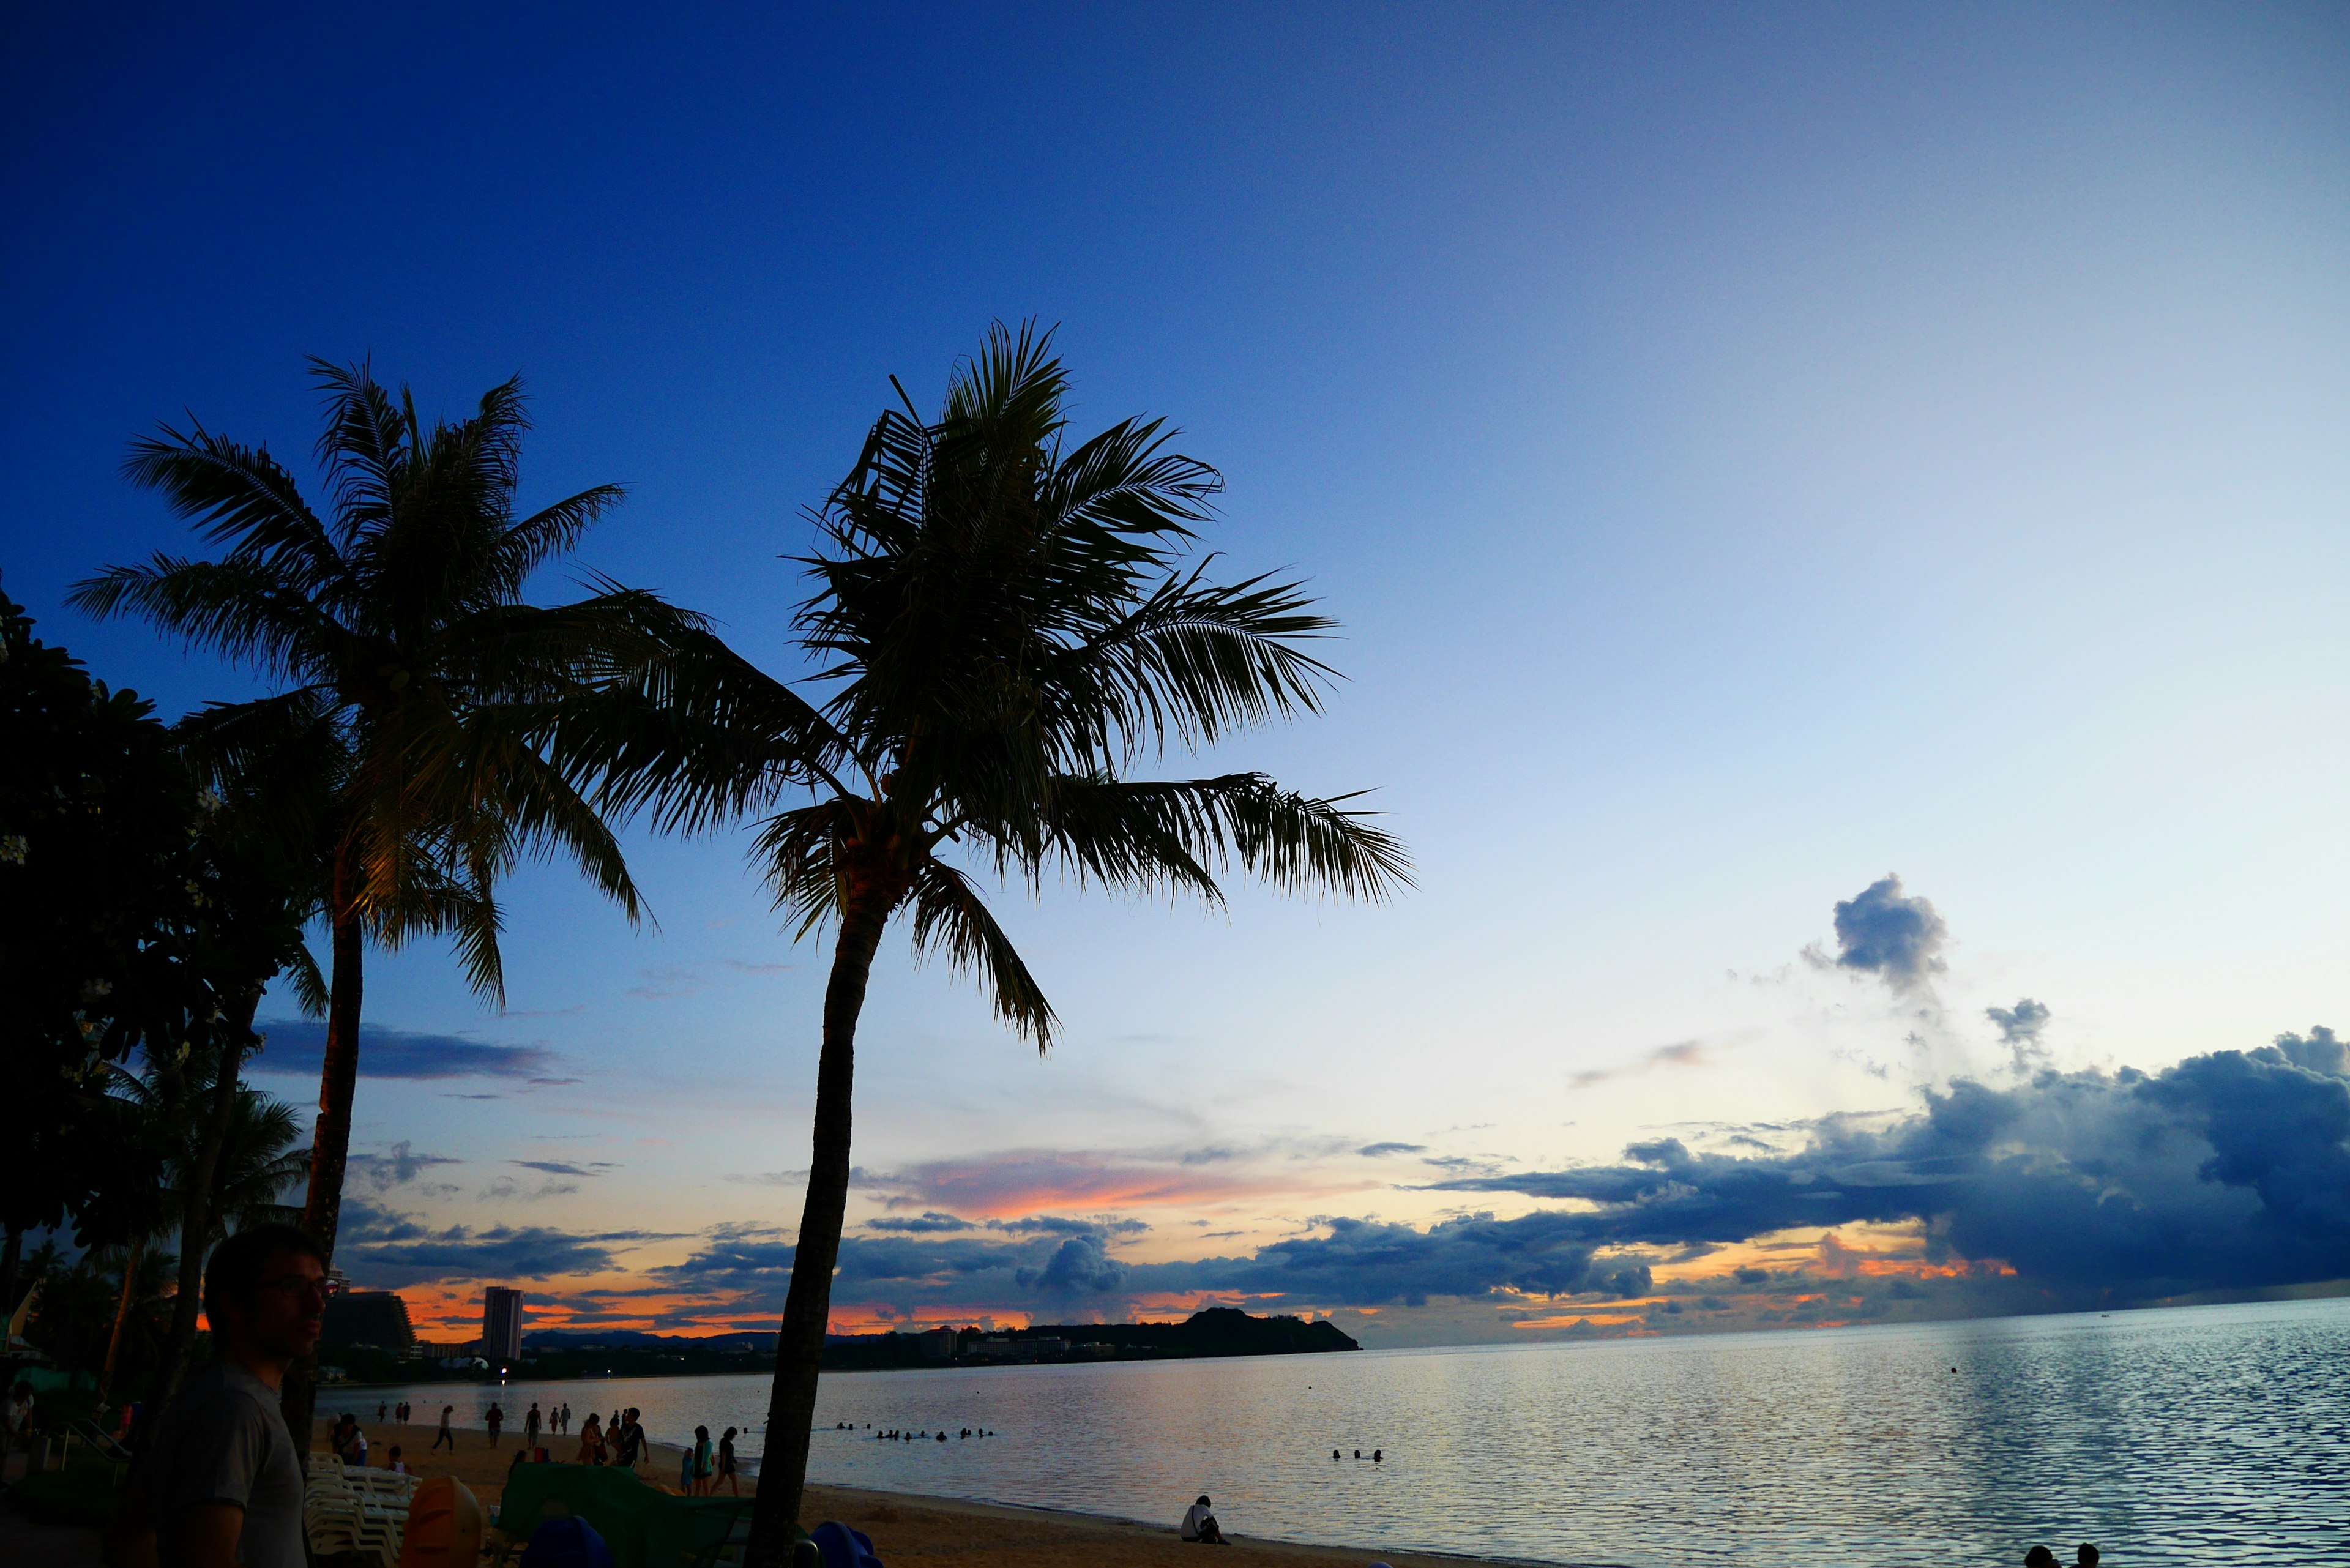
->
(1570, 1039, 1709, 1090)
(332, 1201, 671, 1285)
(1986, 998, 2052, 1069)
(724, 1170, 810, 1187)
(352, 1140, 461, 1190)
(989, 1215, 1150, 1235)
(1016, 1234, 1128, 1297)
(1423, 1028, 2350, 1304)
(509, 1160, 613, 1178)
(865, 1212, 977, 1233)
(252, 1020, 559, 1080)
(1132, 1214, 1654, 1309)
(1357, 1142, 1428, 1158)
(860, 1147, 1343, 1215)
(1986, 998, 2050, 1046)
(1807, 875, 1947, 994)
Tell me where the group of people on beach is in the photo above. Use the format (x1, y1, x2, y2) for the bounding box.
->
(848, 1423, 994, 1441)
(674, 1425, 741, 1495)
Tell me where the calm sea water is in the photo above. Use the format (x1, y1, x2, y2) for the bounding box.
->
(362, 1297, 2350, 1566)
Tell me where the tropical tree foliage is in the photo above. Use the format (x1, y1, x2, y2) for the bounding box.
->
(72, 361, 687, 1444)
(70, 360, 681, 1254)
(1, 589, 207, 1311)
(563, 324, 1411, 1553)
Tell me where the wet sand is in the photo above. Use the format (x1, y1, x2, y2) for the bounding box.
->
(322, 1420, 1494, 1567)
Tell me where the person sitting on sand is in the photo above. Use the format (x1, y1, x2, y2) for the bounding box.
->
(1179, 1495, 1226, 1545)
(385, 1445, 406, 1475)
(576, 1413, 607, 1466)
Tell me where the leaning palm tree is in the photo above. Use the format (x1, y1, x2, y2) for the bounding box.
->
(72, 360, 685, 1438)
(565, 324, 1410, 1555)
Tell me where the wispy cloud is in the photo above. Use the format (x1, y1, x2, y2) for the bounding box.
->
(1570, 1039, 1709, 1090)
(253, 1020, 559, 1081)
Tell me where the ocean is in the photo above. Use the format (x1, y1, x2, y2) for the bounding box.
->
(356, 1295, 2349, 1566)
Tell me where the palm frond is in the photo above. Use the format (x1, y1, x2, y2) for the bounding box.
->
(118, 420, 340, 587)
(1032, 773, 1412, 903)
(67, 556, 347, 682)
(905, 857, 1057, 1048)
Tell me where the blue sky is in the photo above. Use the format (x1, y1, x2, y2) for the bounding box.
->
(7, 4, 2348, 1342)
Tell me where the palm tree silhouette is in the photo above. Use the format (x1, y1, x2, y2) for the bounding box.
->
(73, 359, 685, 1436)
(569, 324, 1411, 1551)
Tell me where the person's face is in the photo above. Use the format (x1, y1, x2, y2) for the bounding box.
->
(222, 1250, 327, 1361)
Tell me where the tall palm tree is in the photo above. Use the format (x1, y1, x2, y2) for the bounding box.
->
(72, 359, 687, 1438)
(567, 324, 1410, 1555)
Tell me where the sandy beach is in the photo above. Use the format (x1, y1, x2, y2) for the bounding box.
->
(325, 1419, 1493, 1568)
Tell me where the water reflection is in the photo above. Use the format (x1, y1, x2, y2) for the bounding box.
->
(358, 1296, 2349, 1566)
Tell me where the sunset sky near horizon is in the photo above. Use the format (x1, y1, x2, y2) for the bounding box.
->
(7, 4, 2349, 1346)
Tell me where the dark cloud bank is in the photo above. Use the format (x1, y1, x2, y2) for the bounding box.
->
(1436, 1028, 2350, 1305)
(336, 1028, 2350, 1334)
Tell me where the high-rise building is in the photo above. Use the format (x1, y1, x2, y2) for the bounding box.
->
(482, 1286, 524, 1362)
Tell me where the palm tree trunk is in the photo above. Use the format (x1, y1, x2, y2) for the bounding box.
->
(284, 848, 364, 1471)
(98, 1235, 148, 1408)
(144, 990, 261, 1438)
(742, 899, 890, 1568)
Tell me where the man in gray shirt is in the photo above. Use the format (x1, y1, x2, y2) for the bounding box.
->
(133, 1223, 326, 1568)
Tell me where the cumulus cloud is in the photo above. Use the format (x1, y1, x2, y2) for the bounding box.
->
(1427, 1029, 2350, 1303)
(1016, 1234, 1128, 1297)
(1808, 875, 1948, 994)
(253, 1020, 559, 1080)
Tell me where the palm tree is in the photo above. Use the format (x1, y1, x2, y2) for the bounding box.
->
(567, 324, 1410, 1555)
(98, 1071, 308, 1406)
(72, 359, 687, 1438)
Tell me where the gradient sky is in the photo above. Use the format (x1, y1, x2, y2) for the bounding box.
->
(7, 4, 2348, 1346)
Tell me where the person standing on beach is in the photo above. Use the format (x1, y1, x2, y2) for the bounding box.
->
(717, 1428, 739, 1496)
(615, 1408, 647, 1471)
(576, 1413, 606, 1466)
(690, 1426, 714, 1496)
(121, 1223, 324, 1568)
(487, 1403, 504, 1447)
(433, 1406, 455, 1452)
(524, 1402, 542, 1449)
